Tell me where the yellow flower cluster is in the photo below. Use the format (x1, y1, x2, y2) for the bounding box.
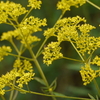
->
(43, 16, 98, 65)
(1, 16, 47, 46)
(0, 46, 12, 61)
(18, 16, 46, 46)
(91, 56, 100, 66)
(57, 0, 86, 11)
(43, 42, 63, 66)
(27, 0, 42, 9)
(0, 1, 27, 23)
(80, 64, 100, 85)
(14, 59, 35, 88)
(43, 28, 56, 38)
(0, 59, 35, 95)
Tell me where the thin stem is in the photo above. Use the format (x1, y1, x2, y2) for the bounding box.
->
(11, 85, 91, 100)
(8, 53, 34, 61)
(9, 80, 16, 100)
(22, 7, 33, 22)
(86, 0, 100, 10)
(28, 46, 49, 87)
(62, 56, 84, 63)
(86, 50, 95, 63)
(10, 40, 19, 54)
(7, 18, 17, 29)
(12, 91, 18, 100)
(93, 79, 100, 97)
(69, 40, 85, 62)
(36, 37, 48, 57)
(27, 45, 56, 100)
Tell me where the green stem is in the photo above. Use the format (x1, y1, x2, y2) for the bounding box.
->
(69, 39, 85, 62)
(10, 40, 19, 54)
(22, 7, 33, 22)
(62, 56, 84, 63)
(27, 45, 56, 100)
(8, 53, 34, 61)
(9, 80, 16, 100)
(93, 79, 100, 97)
(28, 46, 49, 87)
(86, 0, 100, 10)
(36, 37, 48, 57)
(10, 85, 91, 100)
(12, 91, 18, 100)
(0, 95, 6, 100)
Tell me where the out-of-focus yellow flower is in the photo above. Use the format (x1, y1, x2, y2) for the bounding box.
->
(0, 46, 12, 61)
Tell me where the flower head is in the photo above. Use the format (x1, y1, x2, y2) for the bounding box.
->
(0, 46, 12, 61)
(57, 0, 86, 11)
(27, 0, 42, 9)
(0, 1, 27, 23)
(43, 42, 63, 66)
(80, 64, 96, 85)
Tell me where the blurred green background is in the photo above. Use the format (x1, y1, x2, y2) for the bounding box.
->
(0, 0, 100, 100)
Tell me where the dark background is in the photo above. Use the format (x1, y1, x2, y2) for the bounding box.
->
(0, 0, 100, 100)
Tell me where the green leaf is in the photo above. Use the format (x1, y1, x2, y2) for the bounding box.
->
(88, 94, 96, 100)
(50, 78, 57, 90)
(96, 95, 99, 100)
(34, 77, 46, 86)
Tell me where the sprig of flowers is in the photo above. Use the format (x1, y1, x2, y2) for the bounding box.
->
(0, 59, 35, 95)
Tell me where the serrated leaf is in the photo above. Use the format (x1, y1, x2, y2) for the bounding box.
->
(34, 77, 46, 86)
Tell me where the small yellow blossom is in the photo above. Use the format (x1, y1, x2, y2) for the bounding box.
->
(43, 42, 63, 66)
(0, 59, 35, 95)
(54, 16, 97, 56)
(0, 46, 12, 61)
(91, 56, 100, 66)
(78, 24, 96, 34)
(43, 28, 56, 38)
(21, 35, 40, 47)
(57, 0, 86, 11)
(54, 16, 86, 43)
(27, 0, 42, 9)
(0, 1, 27, 23)
(19, 16, 47, 34)
(1, 16, 47, 46)
(80, 64, 97, 85)
(1, 30, 19, 41)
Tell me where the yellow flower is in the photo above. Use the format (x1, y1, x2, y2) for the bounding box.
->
(0, 1, 27, 23)
(0, 46, 12, 61)
(80, 64, 97, 85)
(57, 0, 86, 11)
(43, 42, 63, 66)
(43, 28, 56, 38)
(27, 0, 42, 9)
(91, 56, 100, 66)
(0, 59, 35, 95)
